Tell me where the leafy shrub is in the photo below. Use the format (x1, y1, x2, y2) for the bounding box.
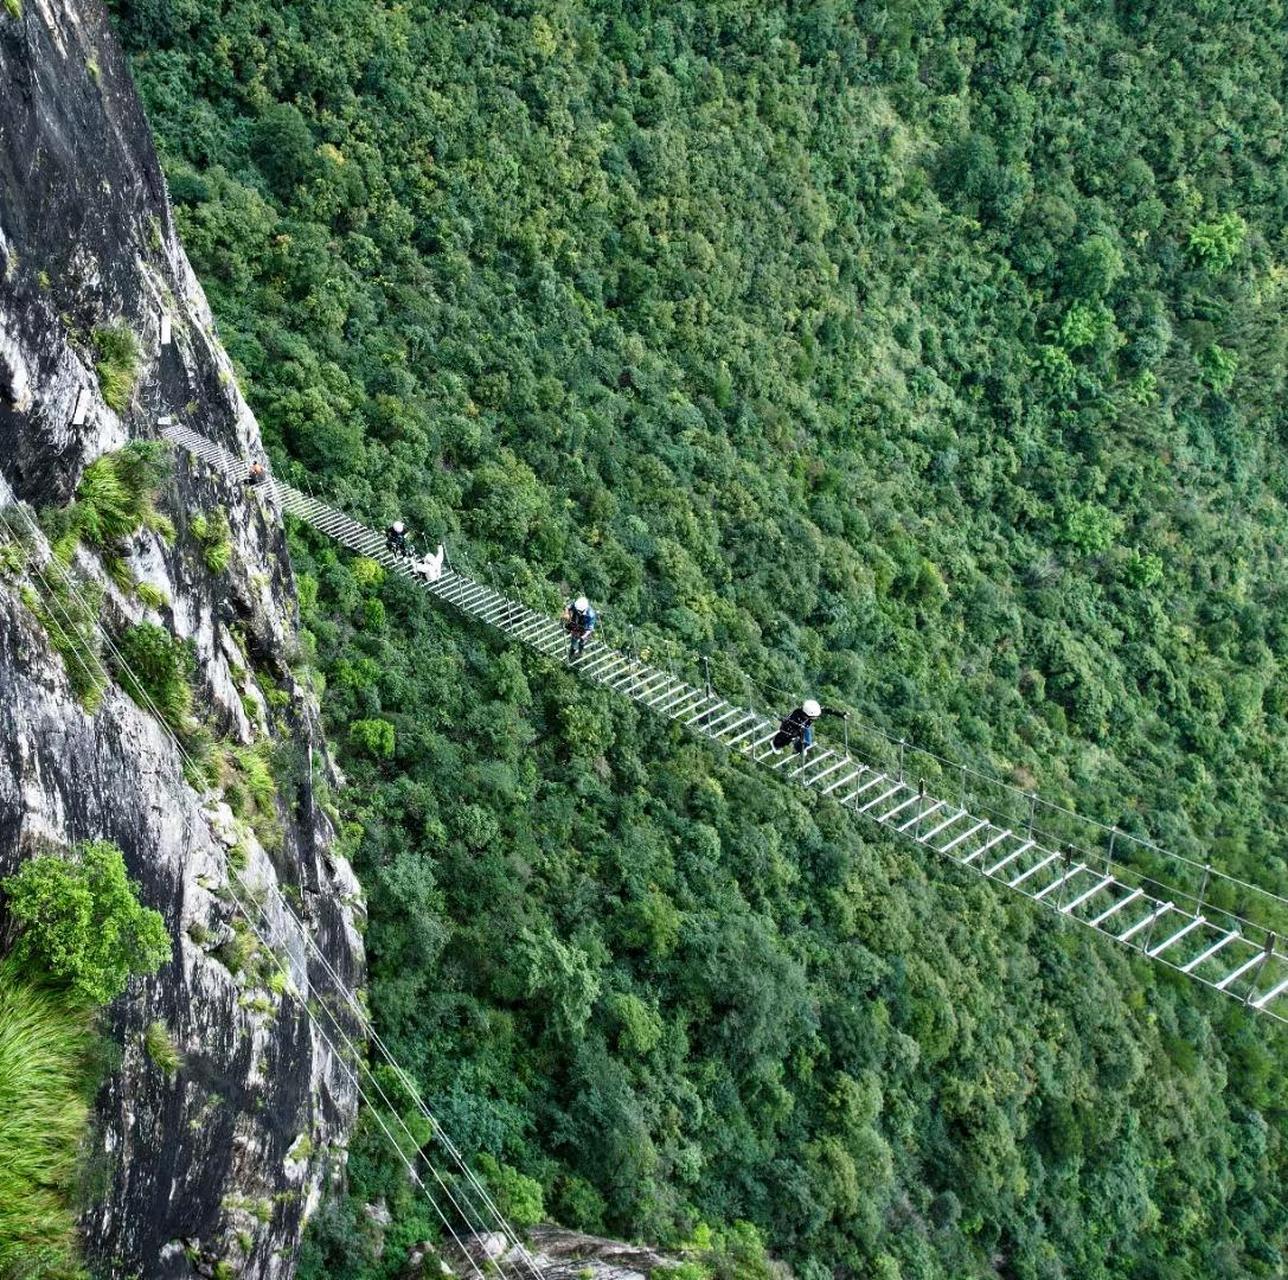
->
(1188, 213, 1246, 272)
(2, 841, 170, 1005)
(350, 718, 395, 759)
(1199, 343, 1239, 392)
(475, 1154, 544, 1228)
(0, 957, 97, 1280)
(92, 325, 139, 412)
(1065, 233, 1124, 298)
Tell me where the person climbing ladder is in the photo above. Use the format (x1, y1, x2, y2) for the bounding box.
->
(563, 594, 597, 659)
(773, 698, 847, 754)
(411, 543, 446, 583)
(385, 521, 411, 558)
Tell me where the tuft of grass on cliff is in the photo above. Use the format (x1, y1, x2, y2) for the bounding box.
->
(91, 325, 138, 414)
(0, 958, 95, 1280)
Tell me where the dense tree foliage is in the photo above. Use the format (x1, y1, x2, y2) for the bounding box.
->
(111, 2, 1287, 1277)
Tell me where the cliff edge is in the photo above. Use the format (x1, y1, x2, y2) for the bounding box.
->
(0, 2, 364, 1276)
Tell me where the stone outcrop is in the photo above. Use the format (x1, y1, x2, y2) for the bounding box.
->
(0, 2, 363, 1276)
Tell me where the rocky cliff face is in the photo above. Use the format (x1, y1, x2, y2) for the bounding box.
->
(0, 3, 364, 1277)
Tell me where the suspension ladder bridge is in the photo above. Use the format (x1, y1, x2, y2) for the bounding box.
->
(164, 425, 1288, 1025)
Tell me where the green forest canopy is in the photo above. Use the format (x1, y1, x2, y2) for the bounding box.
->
(111, 2, 1286, 1278)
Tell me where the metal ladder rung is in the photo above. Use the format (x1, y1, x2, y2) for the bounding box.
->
(1251, 975, 1288, 1010)
(521, 623, 564, 649)
(1215, 950, 1269, 991)
(806, 758, 856, 790)
(940, 819, 989, 854)
(1032, 864, 1086, 901)
(434, 577, 477, 605)
(875, 791, 923, 824)
(1061, 875, 1115, 914)
(596, 657, 641, 683)
(1009, 850, 1062, 888)
(1088, 888, 1143, 928)
(630, 674, 677, 702)
(821, 766, 864, 796)
(1117, 902, 1174, 944)
(985, 839, 1034, 877)
(476, 598, 518, 624)
(641, 681, 686, 708)
(696, 706, 744, 734)
(715, 714, 759, 744)
(838, 773, 887, 804)
(1147, 916, 1207, 958)
(858, 783, 905, 815)
(683, 699, 726, 727)
(589, 657, 633, 684)
(898, 799, 943, 833)
(583, 642, 627, 670)
(920, 810, 966, 843)
(724, 721, 769, 749)
(510, 616, 553, 642)
(1180, 931, 1240, 974)
(452, 582, 494, 609)
(624, 671, 672, 700)
(960, 827, 1011, 865)
(747, 730, 784, 757)
(656, 687, 704, 716)
(530, 629, 568, 655)
(791, 750, 839, 782)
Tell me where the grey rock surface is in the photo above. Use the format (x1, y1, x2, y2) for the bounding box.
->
(0, 2, 364, 1276)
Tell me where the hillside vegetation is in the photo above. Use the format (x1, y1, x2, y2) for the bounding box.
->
(113, 2, 1286, 1277)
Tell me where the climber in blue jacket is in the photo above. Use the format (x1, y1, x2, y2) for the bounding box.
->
(563, 594, 597, 659)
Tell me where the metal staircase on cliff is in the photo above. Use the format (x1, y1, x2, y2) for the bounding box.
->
(163, 424, 1288, 1025)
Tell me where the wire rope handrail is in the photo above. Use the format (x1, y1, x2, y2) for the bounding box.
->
(157, 426, 1288, 1025)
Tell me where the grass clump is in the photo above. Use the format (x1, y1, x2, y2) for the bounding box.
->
(43, 441, 173, 570)
(143, 1020, 182, 1077)
(114, 622, 195, 741)
(91, 325, 137, 412)
(224, 742, 281, 851)
(0, 537, 24, 576)
(190, 509, 233, 574)
(20, 578, 106, 712)
(3, 0, 21, 22)
(0, 958, 95, 1280)
(134, 581, 169, 610)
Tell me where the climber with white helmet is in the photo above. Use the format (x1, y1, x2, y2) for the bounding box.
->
(385, 520, 411, 559)
(773, 697, 846, 754)
(562, 594, 598, 659)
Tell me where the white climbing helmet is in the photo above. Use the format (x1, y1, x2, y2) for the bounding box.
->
(392, 520, 405, 533)
(574, 595, 590, 612)
(803, 698, 822, 718)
